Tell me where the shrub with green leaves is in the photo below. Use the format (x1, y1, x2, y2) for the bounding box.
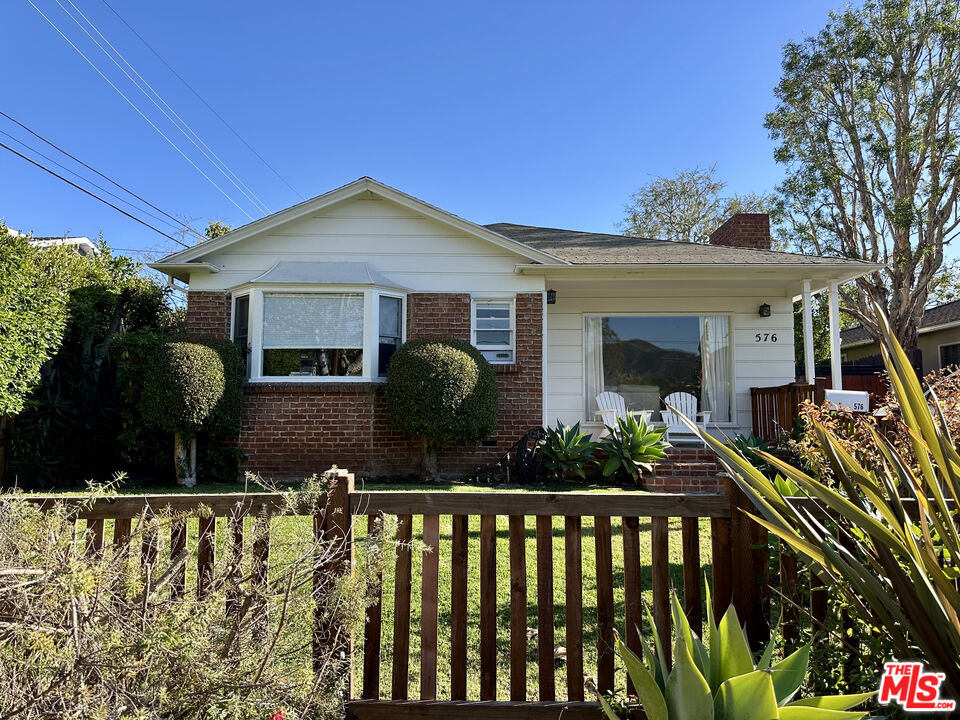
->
(599, 414, 670, 483)
(595, 588, 872, 719)
(539, 421, 597, 480)
(386, 336, 498, 478)
(691, 304, 960, 699)
(0, 477, 395, 719)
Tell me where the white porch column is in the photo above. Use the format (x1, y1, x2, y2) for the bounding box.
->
(802, 279, 816, 384)
(828, 280, 843, 390)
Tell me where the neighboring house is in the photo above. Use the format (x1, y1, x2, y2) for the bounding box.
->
(841, 298, 960, 375)
(150, 177, 878, 483)
(27, 233, 100, 257)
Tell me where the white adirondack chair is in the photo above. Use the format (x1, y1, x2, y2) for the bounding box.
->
(661, 392, 711, 445)
(595, 391, 629, 427)
(594, 392, 652, 433)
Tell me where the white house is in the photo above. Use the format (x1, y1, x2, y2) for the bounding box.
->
(150, 177, 879, 484)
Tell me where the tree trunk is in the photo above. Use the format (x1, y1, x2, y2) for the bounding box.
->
(174, 433, 197, 487)
(421, 438, 439, 482)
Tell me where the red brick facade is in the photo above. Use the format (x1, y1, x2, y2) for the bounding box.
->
(185, 289, 720, 488)
(185, 290, 231, 338)
(709, 213, 771, 251)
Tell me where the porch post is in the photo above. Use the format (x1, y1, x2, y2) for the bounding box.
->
(802, 280, 815, 384)
(828, 281, 842, 390)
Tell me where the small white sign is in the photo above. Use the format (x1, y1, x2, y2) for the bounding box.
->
(825, 389, 870, 413)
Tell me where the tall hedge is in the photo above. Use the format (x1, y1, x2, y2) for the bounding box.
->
(386, 336, 498, 445)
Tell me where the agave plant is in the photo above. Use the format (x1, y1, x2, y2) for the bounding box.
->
(678, 303, 960, 698)
(599, 413, 670, 483)
(595, 590, 872, 719)
(538, 421, 597, 480)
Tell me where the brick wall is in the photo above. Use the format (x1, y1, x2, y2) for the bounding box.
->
(185, 290, 231, 338)
(644, 447, 724, 493)
(232, 291, 544, 480)
(709, 213, 771, 251)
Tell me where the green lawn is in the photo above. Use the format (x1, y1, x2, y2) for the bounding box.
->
(38, 479, 717, 702)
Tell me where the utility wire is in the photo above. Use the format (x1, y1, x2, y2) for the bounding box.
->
(0, 140, 188, 246)
(98, 0, 305, 201)
(26, 0, 256, 220)
(0, 128, 187, 235)
(58, 0, 271, 216)
(0, 109, 205, 241)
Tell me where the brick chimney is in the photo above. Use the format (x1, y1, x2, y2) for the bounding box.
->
(709, 213, 771, 250)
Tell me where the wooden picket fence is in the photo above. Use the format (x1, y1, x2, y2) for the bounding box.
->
(16, 473, 841, 720)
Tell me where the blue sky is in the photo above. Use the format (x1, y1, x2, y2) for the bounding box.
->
(2, 1, 840, 259)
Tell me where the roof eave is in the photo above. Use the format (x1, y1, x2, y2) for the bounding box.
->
(147, 262, 221, 283)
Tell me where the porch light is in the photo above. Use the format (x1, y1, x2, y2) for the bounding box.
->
(758, 303, 771, 317)
(546, 289, 557, 305)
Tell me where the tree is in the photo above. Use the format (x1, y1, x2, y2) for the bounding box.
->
(138, 342, 226, 487)
(619, 165, 774, 243)
(0, 226, 71, 482)
(386, 337, 498, 480)
(0, 226, 69, 416)
(767, 0, 960, 351)
(204, 220, 233, 239)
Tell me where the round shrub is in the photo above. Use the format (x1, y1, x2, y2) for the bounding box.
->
(196, 338, 245, 439)
(386, 336, 498, 445)
(139, 342, 225, 436)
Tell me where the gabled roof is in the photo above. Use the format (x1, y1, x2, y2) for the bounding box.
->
(150, 178, 568, 277)
(842, 298, 960, 347)
(485, 223, 880, 268)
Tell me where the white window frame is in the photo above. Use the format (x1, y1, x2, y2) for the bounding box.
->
(939, 341, 960, 368)
(581, 311, 736, 426)
(471, 296, 516, 364)
(231, 285, 406, 383)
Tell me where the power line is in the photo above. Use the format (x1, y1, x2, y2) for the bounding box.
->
(0, 109, 205, 241)
(0, 140, 188, 246)
(98, 0, 305, 202)
(26, 0, 257, 220)
(57, 0, 272, 216)
(0, 128, 184, 235)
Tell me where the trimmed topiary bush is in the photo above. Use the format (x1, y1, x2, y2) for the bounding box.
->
(386, 336, 498, 478)
(139, 342, 225, 486)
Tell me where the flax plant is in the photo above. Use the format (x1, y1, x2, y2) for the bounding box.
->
(681, 304, 960, 697)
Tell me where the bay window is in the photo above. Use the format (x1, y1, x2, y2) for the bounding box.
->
(234, 287, 404, 381)
(584, 314, 732, 423)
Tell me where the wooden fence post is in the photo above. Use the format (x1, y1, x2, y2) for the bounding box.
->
(727, 477, 769, 650)
(313, 469, 355, 691)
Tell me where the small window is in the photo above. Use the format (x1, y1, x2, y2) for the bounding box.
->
(941, 343, 960, 368)
(233, 295, 250, 378)
(473, 300, 514, 363)
(378, 295, 402, 376)
(261, 293, 363, 377)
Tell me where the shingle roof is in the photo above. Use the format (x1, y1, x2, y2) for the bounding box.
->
(841, 298, 960, 346)
(484, 223, 877, 267)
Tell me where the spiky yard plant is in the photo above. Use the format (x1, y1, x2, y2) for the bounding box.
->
(599, 413, 671, 484)
(681, 303, 960, 698)
(594, 590, 872, 719)
(538, 420, 598, 480)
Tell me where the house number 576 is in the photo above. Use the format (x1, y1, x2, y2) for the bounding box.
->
(755, 333, 778, 342)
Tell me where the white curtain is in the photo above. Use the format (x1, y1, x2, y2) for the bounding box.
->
(262, 293, 364, 348)
(584, 316, 605, 417)
(700, 315, 731, 423)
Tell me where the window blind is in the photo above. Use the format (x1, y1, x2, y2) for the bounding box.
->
(262, 293, 364, 349)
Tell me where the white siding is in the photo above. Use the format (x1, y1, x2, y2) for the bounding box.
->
(189, 196, 544, 293)
(544, 281, 796, 435)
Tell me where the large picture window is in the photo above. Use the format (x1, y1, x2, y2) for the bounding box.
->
(584, 315, 732, 423)
(261, 293, 364, 377)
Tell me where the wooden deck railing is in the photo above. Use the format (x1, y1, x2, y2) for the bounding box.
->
(751, 379, 827, 443)
(14, 473, 845, 719)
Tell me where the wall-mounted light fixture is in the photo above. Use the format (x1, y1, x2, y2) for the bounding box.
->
(546, 289, 557, 305)
(758, 303, 771, 317)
